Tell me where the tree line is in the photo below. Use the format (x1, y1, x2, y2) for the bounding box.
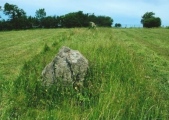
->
(0, 3, 113, 30)
(0, 3, 163, 30)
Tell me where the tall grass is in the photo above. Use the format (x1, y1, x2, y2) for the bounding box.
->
(0, 28, 169, 119)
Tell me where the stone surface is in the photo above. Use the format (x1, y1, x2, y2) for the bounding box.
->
(42, 46, 88, 87)
(89, 21, 96, 29)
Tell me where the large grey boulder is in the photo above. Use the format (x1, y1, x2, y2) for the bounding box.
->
(42, 46, 88, 87)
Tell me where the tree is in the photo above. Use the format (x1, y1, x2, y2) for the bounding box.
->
(96, 16, 113, 27)
(35, 8, 46, 27)
(61, 11, 87, 28)
(0, 6, 2, 19)
(141, 12, 161, 28)
(35, 8, 46, 20)
(115, 23, 121, 27)
(41, 16, 59, 28)
(60, 11, 113, 28)
(3, 3, 27, 29)
(4, 3, 26, 20)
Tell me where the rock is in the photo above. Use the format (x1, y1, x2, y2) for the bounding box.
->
(42, 46, 88, 87)
(89, 21, 96, 29)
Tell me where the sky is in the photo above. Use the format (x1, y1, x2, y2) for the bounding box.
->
(0, 0, 169, 27)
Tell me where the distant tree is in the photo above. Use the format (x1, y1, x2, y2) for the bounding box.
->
(4, 3, 26, 20)
(96, 16, 113, 27)
(115, 23, 121, 27)
(3, 3, 27, 29)
(25, 16, 39, 28)
(88, 13, 97, 23)
(35, 8, 46, 27)
(61, 11, 88, 28)
(0, 20, 13, 30)
(41, 16, 59, 28)
(60, 11, 113, 28)
(0, 6, 2, 18)
(35, 8, 46, 20)
(0, 7, 114, 30)
(141, 12, 161, 28)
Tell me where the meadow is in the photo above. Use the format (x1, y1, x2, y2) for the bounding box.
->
(0, 28, 169, 119)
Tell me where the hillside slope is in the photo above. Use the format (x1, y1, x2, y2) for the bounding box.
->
(0, 28, 169, 119)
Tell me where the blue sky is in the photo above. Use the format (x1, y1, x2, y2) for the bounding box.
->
(1, 0, 169, 27)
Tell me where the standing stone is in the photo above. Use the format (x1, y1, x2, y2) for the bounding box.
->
(42, 46, 88, 87)
(89, 21, 96, 29)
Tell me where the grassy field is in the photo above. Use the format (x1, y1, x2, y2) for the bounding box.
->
(0, 28, 169, 119)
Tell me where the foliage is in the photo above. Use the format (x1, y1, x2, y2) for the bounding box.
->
(61, 11, 89, 28)
(115, 23, 122, 27)
(35, 8, 46, 24)
(166, 26, 169, 29)
(41, 16, 59, 28)
(0, 3, 113, 30)
(4, 3, 26, 20)
(61, 11, 113, 28)
(3, 3, 27, 29)
(96, 16, 113, 27)
(141, 12, 161, 28)
(0, 6, 2, 18)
